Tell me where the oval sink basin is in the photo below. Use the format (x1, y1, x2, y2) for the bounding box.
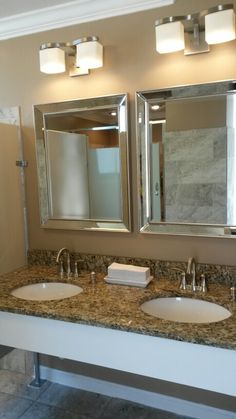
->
(141, 297, 231, 323)
(11, 282, 83, 301)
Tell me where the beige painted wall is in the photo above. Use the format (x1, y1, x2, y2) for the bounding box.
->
(0, 0, 236, 265)
(0, 124, 26, 273)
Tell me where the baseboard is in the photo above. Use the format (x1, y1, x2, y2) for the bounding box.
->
(40, 366, 235, 419)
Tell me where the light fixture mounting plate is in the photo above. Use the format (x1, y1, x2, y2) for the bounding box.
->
(184, 31, 210, 55)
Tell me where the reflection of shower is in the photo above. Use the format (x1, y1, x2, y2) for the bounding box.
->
(87, 147, 121, 220)
(45, 130, 90, 219)
(45, 130, 121, 220)
(96, 148, 119, 174)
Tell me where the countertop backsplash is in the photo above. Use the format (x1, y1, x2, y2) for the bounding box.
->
(28, 249, 236, 286)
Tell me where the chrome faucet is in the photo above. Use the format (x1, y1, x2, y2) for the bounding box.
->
(56, 247, 71, 277)
(186, 257, 196, 291)
(179, 257, 207, 293)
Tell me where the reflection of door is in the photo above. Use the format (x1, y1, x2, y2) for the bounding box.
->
(151, 143, 161, 221)
(45, 131, 90, 219)
(0, 114, 27, 275)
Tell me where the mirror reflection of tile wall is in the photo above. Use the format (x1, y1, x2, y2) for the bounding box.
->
(163, 126, 227, 224)
(138, 80, 236, 236)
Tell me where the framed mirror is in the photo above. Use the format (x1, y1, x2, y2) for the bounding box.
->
(34, 94, 131, 232)
(137, 80, 236, 237)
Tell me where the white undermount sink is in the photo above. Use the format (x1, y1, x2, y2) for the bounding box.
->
(141, 297, 231, 324)
(11, 282, 83, 301)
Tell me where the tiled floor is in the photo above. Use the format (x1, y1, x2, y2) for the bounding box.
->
(0, 369, 193, 419)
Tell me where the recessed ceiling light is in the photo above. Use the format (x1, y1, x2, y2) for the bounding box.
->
(151, 104, 160, 111)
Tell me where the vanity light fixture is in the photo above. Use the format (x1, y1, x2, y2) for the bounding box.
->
(39, 36, 103, 77)
(155, 3, 236, 55)
(205, 5, 236, 44)
(39, 43, 66, 74)
(73, 37, 103, 69)
(155, 18, 185, 53)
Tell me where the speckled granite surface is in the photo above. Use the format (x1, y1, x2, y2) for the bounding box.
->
(0, 264, 235, 350)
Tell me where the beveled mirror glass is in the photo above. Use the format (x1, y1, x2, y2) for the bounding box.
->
(34, 94, 131, 232)
(137, 80, 236, 237)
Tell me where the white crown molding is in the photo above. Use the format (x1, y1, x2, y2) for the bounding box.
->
(0, 0, 175, 40)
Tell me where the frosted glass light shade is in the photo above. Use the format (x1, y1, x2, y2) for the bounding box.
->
(39, 47, 66, 74)
(75, 40, 103, 69)
(155, 21, 185, 53)
(205, 9, 236, 45)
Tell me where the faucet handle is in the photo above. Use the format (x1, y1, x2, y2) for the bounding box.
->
(230, 286, 236, 301)
(90, 271, 96, 284)
(200, 274, 207, 293)
(73, 259, 84, 278)
(74, 261, 79, 278)
(179, 272, 186, 290)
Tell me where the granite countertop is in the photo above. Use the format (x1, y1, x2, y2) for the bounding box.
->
(0, 265, 235, 350)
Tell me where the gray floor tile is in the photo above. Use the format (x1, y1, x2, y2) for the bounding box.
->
(19, 401, 92, 419)
(0, 370, 50, 401)
(142, 407, 192, 419)
(38, 383, 110, 418)
(100, 398, 150, 419)
(0, 370, 193, 419)
(100, 398, 190, 419)
(0, 392, 33, 419)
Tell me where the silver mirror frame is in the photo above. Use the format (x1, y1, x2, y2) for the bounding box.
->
(34, 94, 131, 232)
(136, 80, 236, 238)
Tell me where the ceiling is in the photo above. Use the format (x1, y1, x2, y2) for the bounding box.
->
(0, 0, 175, 40)
(0, 0, 74, 18)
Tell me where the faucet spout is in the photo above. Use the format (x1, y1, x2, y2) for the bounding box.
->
(56, 247, 71, 277)
(186, 257, 194, 274)
(56, 247, 69, 264)
(186, 257, 196, 291)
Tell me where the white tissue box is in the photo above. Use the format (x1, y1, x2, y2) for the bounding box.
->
(104, 275, 153, 288)
(107, 262, 150, 282)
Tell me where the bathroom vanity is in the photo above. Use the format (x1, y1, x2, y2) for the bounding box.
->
(0, 264, 235, 397)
